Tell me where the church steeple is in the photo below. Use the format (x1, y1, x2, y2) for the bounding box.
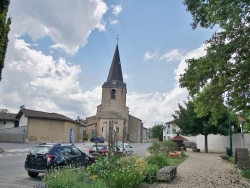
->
(102, 44, 126, 88)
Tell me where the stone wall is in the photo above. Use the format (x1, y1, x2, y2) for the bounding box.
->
(128, 115, 142, 143)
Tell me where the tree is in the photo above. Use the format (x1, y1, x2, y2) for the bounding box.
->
(172, 100, 235, 153)
(180, 1, 250, 119)
(151, 124, 164, 141)
(0, 0, 11, 81)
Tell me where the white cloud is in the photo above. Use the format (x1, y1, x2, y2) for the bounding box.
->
(174, 44, 206, 82)
(127, 44, 207, 128)
(112, 4, 122, 15)
(1, 1, 208, 129)
(0, 38, 101, 119)
(160, 49, 182, 62)
(110, 19, 119, 25)
(143, 51, 158, 61)
(8, 0, 108, 54)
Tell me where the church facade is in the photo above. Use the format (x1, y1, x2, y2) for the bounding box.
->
(85, 45, 143, 143)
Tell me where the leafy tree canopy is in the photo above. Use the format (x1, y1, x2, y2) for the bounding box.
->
(180, 0, 250, 118)
(0, 0, 11, 81)
(151, 124, 164, 141)
(173, 100, 231, 137)
(173, 99, 238, 152)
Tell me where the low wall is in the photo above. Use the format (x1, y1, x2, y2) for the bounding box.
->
(0, 127, 26, 143)
(195, 133, 250, 153)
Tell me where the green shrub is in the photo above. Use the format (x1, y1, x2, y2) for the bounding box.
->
(241, 169, 250, 179)
(180, 151, 186, 157)
(145, 153, 170, 168)
(86, 155, 119, 180)
(106, 156, 147, 188)
(86, 155, 148, 188)
(43, 167, 108, 188)
(147, 140, 178, 155)
(144, 164, 159, 183)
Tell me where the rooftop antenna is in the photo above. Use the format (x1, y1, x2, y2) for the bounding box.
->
(116, 34, 119, 44)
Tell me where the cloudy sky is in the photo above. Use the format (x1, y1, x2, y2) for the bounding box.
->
(0, 0, 216, 128)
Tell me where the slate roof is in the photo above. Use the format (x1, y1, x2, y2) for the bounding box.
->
(16, 108, 79, 124)
(165, 120, 175, 124)
(102, 44, 126, 88)
(98, 111, 125, 120)
(0, 112, 17, 121)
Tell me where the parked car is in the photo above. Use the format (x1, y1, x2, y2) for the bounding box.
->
(89, 145, 108, 156)
(90, 136, 105, 143)
(116, 143, 133, 155)
(25, 143, 95, 178)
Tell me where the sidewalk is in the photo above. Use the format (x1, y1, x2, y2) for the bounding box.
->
(154, 151, 250, 188)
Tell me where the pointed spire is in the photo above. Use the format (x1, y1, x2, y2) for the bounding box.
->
(102, 44, 126, 88)
(107, 44, 123, 82)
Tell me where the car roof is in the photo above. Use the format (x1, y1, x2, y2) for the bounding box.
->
(92, 144, 107, 147)
(37, 143, 75, 147)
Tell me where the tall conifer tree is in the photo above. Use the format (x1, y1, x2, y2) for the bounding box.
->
(0, 0, 11, 81)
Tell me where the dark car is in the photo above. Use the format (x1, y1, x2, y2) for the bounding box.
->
(89, 145, 108, 156)
(90, 136, 105, 143)
(25, 143, 95, 178)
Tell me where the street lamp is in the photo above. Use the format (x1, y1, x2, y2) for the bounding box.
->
(227, 92, 233, 157)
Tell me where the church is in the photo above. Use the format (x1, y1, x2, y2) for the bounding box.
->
(84, 44, 143, 143)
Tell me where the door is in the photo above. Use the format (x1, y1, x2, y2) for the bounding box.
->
(103, 122, 107, 138)
(69, 129, 74, 143)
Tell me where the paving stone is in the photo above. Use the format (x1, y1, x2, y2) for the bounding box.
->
(154, 151, 250, 188)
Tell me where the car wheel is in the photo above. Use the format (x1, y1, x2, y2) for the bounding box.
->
(28, 171, 39, 178)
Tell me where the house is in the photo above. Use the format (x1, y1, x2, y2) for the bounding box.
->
(142, 127, 149, 142)
(0, 111, 18, 129)
(16, 108, 80, 143)
(84, 44, 143, 143)
(163, 120, 180, 141)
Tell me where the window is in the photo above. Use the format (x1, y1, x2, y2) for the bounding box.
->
(62, 147, 73, 155)
(116, 127, 119, 133)
(72, 147, 82, 156)
(111, 89, 116, 99)
(102, 127, 103, 132)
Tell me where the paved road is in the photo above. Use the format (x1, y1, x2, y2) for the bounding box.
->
(0, 141, 151, 188)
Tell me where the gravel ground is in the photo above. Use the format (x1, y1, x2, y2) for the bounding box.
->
(154, 151, 250, 188)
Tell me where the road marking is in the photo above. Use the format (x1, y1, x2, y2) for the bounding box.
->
(5, 148, 31, 152)
(0, 153, 27, 157)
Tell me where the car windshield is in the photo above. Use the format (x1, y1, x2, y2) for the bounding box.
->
(92, 146, 106, 150)
(30, 146, 51, 155)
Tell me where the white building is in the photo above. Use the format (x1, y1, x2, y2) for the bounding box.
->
(163, 120, 180, 141)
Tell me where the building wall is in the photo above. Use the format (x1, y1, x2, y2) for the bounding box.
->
(85, 124, 96, 140)
(64, 121, 80, 142)
(98, 118, 126, 141)
(163, 123, 180, 141)
(195, 133, 250, 153)
(98, 87, 129, 119)
(27, 118, 65, 143)
(143, 128, 149, 142)
(0, 120, 15, 129)
(19, 114, 28, 127)
(128, 115, 142, 143)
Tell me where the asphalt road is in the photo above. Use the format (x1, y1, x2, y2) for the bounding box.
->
(0, 142, 151, 188)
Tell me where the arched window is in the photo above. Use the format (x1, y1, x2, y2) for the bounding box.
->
(111, 89, 116, 99)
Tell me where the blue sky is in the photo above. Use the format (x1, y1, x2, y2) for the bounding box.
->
(0, 0, 215, 128)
